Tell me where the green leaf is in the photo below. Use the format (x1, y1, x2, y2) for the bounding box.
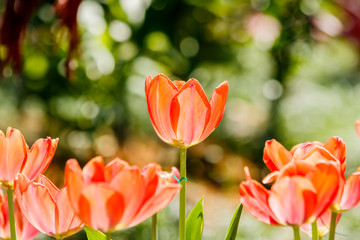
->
(224, 204, 243, 240)
(84, 226, 108, 240)
(186, 197, 204, 240)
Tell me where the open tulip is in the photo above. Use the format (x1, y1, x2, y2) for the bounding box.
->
(262, 136, 346, 184)
(65, 156, 180, 234)
(0, 127, 58, 188)
(240, 160, 340, 227)
(0, 191, 39, 240)
(145, 74, 229, 148)
(15, 174, 83, 239)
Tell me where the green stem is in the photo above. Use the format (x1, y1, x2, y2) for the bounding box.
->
(152, 213, 157, 240)
(319, 236, 322, 240)
(179, 147, 187, 240)
(292, 225, 301, 240)
(7, 188, 17, 240)
(311, 221, 318, 240)
(328, 211, 338, 240)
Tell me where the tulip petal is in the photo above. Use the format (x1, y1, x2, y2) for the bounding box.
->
(269, 176, 317, 225)
(198, 81, 229, 143)
(78, 184, 124, 232)
(55, 188, 83, 236)
(239, 167, 280, 225)
(142, 163, 160, 200)
(307, 162, 340, 217)
(104, 158, 129, 182)
(110, 167, 146, 226)
(173, 80, 186, 89)
(0, 128, 27, 182)
(145, 74, 178, 144)
(22, 137, 58, 181)
(16, 174, 57, 236)
(263, 139, 292, 172)
(130, 184, 180, 227)
(340, 168, 360, 211)
(323, 136, 346, 165)
(37, 175, 60, 199)
(65, 159, 84, 213)
(83, 156, 105, 184)
(170, 79, 211, 146)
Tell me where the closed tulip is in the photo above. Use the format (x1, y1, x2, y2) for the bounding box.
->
(15, 174, 83, 239)
(65, 156, 180, 233)
(145, 74, 228, 148)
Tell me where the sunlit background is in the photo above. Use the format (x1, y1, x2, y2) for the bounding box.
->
(1, 0, 360, 239)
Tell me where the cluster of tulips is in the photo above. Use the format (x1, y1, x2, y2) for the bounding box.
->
(0, 74, 360, 240)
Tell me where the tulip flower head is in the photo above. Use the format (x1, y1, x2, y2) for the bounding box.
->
(262, 136, 346, 184)
(65, 156, 180, 233)
(145, 74, 229, 148)
(0, 127, 58, 189)
(0, 191, 39, 240)
(240, 159, 340, 226)
(15, 174, 83, 239)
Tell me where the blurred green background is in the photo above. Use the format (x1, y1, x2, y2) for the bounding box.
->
(1, 0, 360, 239)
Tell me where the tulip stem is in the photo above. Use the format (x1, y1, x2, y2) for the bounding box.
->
(311, 221, 318, 240)
(329, 211, 338, 240)
(152, 213, 157, 240)
(179, 147, 187, 240)
(7, 188, 17, 240)
(292, 225, 301, 240)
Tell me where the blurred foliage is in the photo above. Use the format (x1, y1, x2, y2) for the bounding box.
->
(2, 0, 360, 239)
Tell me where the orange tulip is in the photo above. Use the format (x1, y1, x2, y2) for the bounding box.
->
(15, 174, 83, 239)
(0, 127, 58, 188)
(262, 136, 345, 184)
(0, 191, 39, 240)
(65, 156, 180, 233)
(240, 159, 340, 226)
(145, 74, 229, 148)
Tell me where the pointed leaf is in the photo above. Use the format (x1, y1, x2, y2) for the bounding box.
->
(186, 197, 204, 240)
(84, 226, 108, 240)
(224, 204, 243, 240)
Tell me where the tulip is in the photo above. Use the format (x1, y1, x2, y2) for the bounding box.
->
(0, 127, 58, 240)
(0, 191, 39, 240)
(145, 74, 228, 240)
(145, 74, 229, 148)
(240, 158, 340, 240)
(262, 136, 346, 184)
(15, 174, 83, 239)
(65, 156, 180, 236)
(240, 160, 339, 224)
(0, 127, 59, 188)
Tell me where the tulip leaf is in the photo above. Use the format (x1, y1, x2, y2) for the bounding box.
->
(186, 197, 204, 240)
(84, 226, 108, 240)
(224, 203, 243, 240)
